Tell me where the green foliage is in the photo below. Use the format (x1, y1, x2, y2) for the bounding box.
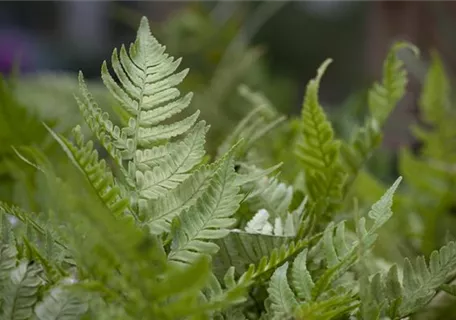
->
(1, 14, 456, 320)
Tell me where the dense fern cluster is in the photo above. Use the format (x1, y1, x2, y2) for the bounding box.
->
(1, 16, 456, 320)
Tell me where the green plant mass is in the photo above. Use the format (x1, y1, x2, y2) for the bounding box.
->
(2, 16, 456, 320)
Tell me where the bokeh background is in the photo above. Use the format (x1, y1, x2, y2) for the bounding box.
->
(1, 0, 456, 178)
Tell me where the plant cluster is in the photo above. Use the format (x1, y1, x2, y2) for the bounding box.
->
(1, 17, 456, 320)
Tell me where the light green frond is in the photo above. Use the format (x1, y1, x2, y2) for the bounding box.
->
(341, 42, 416, 190)
(267, 262, 299, 318)
(295, 59, 346, 215)
(35, 287, 88, 320)
(238, 236, 318, 286)
(1, 261, 43, 320)
(74, 16, 206, 219)
(291, 249, 314, 301)
(46, 125, 130, 218)
(294, 294, 358, 320)
(399, 241, 456, 316)
(100, 16, 198, 149)
(136, 120, 208, 200)
(296, 59, 338, 171)
(419, 51, 450, 126)
(76, 75, 127, 166)
(368, 42, 418, 125)
(410, 51, 456, 162)
(311, 178, 400, 299)
(135, 120, 208, 171)
(169, 151, 243, 265)
(0, 245, 17, 290)
(145, 164, 213, 234)
(214, 229, 291, 277)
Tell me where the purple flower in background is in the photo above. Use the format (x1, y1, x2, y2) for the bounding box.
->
(0, 28, 37, 74)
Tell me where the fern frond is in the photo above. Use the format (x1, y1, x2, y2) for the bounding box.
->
(296, 59, 339, 171)
(45, 125, 130, 218)
(411, 51, 456, 162)
(418, 51, 449, 126)
(135, 120, 208, 200)
(341, 42, 417, 187)
(295, 59, 346, 216)
(291, 249, 314, 301)
(35, 287, 88, 320)
(0, 245, 17, 290)
(145, 164, 213, 234)
(400, 242, 456, 317)
(267, 262, 299, 318)
(74, 16, 205, 219)
(1, 261, 43, 320)
(368, 42, 419, 125)
(169, 150, 243, 265)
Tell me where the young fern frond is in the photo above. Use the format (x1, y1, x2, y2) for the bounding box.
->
(368, 42, 419, 125)
(295, 59, 346, 217)
(341, 42, 418, 187)
(411, 51, 456, 162)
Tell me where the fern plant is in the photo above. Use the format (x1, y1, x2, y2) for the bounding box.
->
(2, 15, 456, 320)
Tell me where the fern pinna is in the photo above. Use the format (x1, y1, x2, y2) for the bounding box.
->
(1, 15, 456, 320)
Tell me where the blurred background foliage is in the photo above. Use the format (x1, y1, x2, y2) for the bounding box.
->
(3, 1, 456, 317)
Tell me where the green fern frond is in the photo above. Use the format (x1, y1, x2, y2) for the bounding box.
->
(411, 51, 456, 162)
(35, 286, 88, 320)
(368, 42, 419, 125)
(74, 16, 205, 219)
(0, 245, 17, 290)
(169, 150, 243, 265)
(295, 59, 346, 217)
(45, 125, 130, 218)
(267, 262, 299, 318)
(341, 42, 417, 187)
(237, 235, 320, 287)
(418, 51, 449, 126)
(145, 163, 214, 235)
(402, 241, 456, 317)
(261, 177, 401, 319)
(135, 120, 208, 200)
(1, 261, 43, 320)
(296, 59, 339, 171)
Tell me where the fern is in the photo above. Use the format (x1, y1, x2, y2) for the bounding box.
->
(34, 286, 88, 320)
(169, 148, 243, 265)
(264, 177, 401, 319)
(295, 59, 346, 219)
(1, 261, 43, 320)
(361, 241, 456, 319)
(72, 17, 204, 220)
(341, 42, 418, 188)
